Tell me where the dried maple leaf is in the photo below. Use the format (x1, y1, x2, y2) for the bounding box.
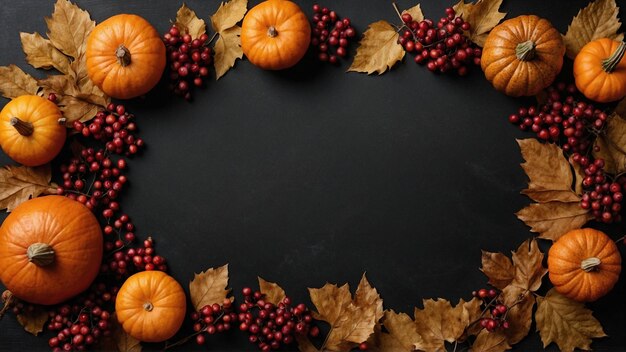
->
(500, 285, 534, 345)
(107, 314, 142, 352)
(258, 277, 286, 305)
(20, 32, 70, 74)
(594, 113, 626, 174)
(563, 0, 623, 59)
(0, 65, 39, 99)
(45, 0, 95, 60)
(348, 21, 405, 75)
(0, 165, 57, 212)
(354, 274, 384, 321)
(413, 298, 473, 351)
(535, 288, 606, 352)
(189, 264, 232, 311)
(376, 310, 423, 351)
(16, 306, 48, 336)
(214, 26, 243, 80)
(516, 201, 593, 241)
(37, 75, 106, 125)
(463, 298, 484, 338)
(309, 283, 352, 323)
(471, 330, 511, 352)
(510, 239, 547, 292)
(211, 0, 248, 33)
(517, 139, 580, 203)
(402, 4, 424, 23)
(480, 250, 514, 290)
(175, 4, 206, 40)
(453, 0, 506, 47)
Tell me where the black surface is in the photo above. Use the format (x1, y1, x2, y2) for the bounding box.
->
(1, 0, 625, 351)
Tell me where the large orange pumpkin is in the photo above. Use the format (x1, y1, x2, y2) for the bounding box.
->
(574, 39, 626, 103)
(86, 14, 166, 99)
(241, 0, 311, 70)
(481, 15, 565, 97)
(548, 228, 621, 302)
(116, 271, 186, 342)
(0, 95, 65, 167)
(0, 196, 102, 305)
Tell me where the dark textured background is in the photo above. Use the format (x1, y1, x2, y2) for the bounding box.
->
(1, 0, 625, 351)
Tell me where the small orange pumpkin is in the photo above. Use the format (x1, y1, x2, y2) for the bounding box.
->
(548, 228, 621, 302)
(0, 95, 65, 167)
(241, 0, 311, 70)
(0, 196, 102, 305)
(481, 15, 565, 97)
(574, 39, 626, 103)
(116, 271, 186, 342)
(86, 14, 166, 99)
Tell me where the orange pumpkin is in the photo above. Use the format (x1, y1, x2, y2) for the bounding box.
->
(0, 95, 65, 167)
(481, 15, 565, 97)
(574, 39, 626, 103)
(548, 228, 621, 302)
(0, 196, 102, 305)
(241, 0, 311, 70)
(116, 271, 186, 342)
(86, 14, 166, 99)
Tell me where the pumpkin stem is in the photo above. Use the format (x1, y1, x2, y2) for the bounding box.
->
(116, 45, 131, 67)
(10, 117, 33, 136)
(516, 40, 536, 61)
(602, 41, 626, 73)
(27, 243, 55, 267)
(267, 26, 278, 38)
(581, 257, 602, 272)
(143, 302, 154, 312)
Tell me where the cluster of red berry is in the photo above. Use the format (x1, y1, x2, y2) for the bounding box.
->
(472, 288, 510, 332)
(163, 26, 212, 100)
(398, 7, 481, 75)
(191, 298, 238, 345)
(310, 4, 357, 64)
(507, 83, 622, 223)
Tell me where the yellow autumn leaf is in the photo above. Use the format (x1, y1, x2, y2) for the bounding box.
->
(348, 21, 405, 75)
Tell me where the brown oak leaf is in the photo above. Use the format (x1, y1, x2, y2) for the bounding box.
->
(471, 330, 511, 352)
(189, 264, 232, 311)
(501, 285, 534, 345)
(510, 239, 547, 292)
(413, 298, 474, 351)
(213, 26, 243, 80)
(0, 65, 39, 99)
(175, 4, 206, 40)
(376, 310, 423, 351)
(258, 277, 286, 305)
(16, 306, 48, 336)
(563, 0, 623, 59)
(453, 0, 506, 47)
(348, 21, 405, 75)
(593, 113, 626, 174)
(20, 32, 70, 74)
(402, 4, 424, 23)
(480, 250, 514, 290)
(517, 139, 580, 203)
(535, 288, 606, 352)
(516, 201, 593, 241)
(45, 0, 95, 59)
(0, 165, 57, 212)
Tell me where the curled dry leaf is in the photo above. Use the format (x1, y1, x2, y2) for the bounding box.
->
(593, 113, 626, 174)
(535, 288, 606, 352)
(480, 250, 514, 290)
(189, 264, 232, 311)
(471, 330, 511, 352)
(563, 0, 623, 59)
(453, 0, 506, 47)
(402, 4, 424, 23)
(0, 165, 57, 212)
(516, 201, 593, 241)
(348, 21, 405, 75)
(258, 277, 286, 305)
(517, 139, 580, 203)
(413, 298, 479, 351)
(510, 239, 547, 292)
(0, 65, 39, 99)
(175, 4, 206, 40)
(20, 32, 70, 74)
(45, 0, 95, 60)
(210, 0, 247, 80)
(16, 306, 49, 336)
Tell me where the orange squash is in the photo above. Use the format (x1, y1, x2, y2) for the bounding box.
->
(548, 228, 621, 302)
(241, 0, 311, 70)
(574, 39, 626, 103)
(86, 14, 166, 99)
(116, 271, 186, 342)
(0, 196, 102, 305)
(481, 15, 565, 97)
(0, 95, 65, 167)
